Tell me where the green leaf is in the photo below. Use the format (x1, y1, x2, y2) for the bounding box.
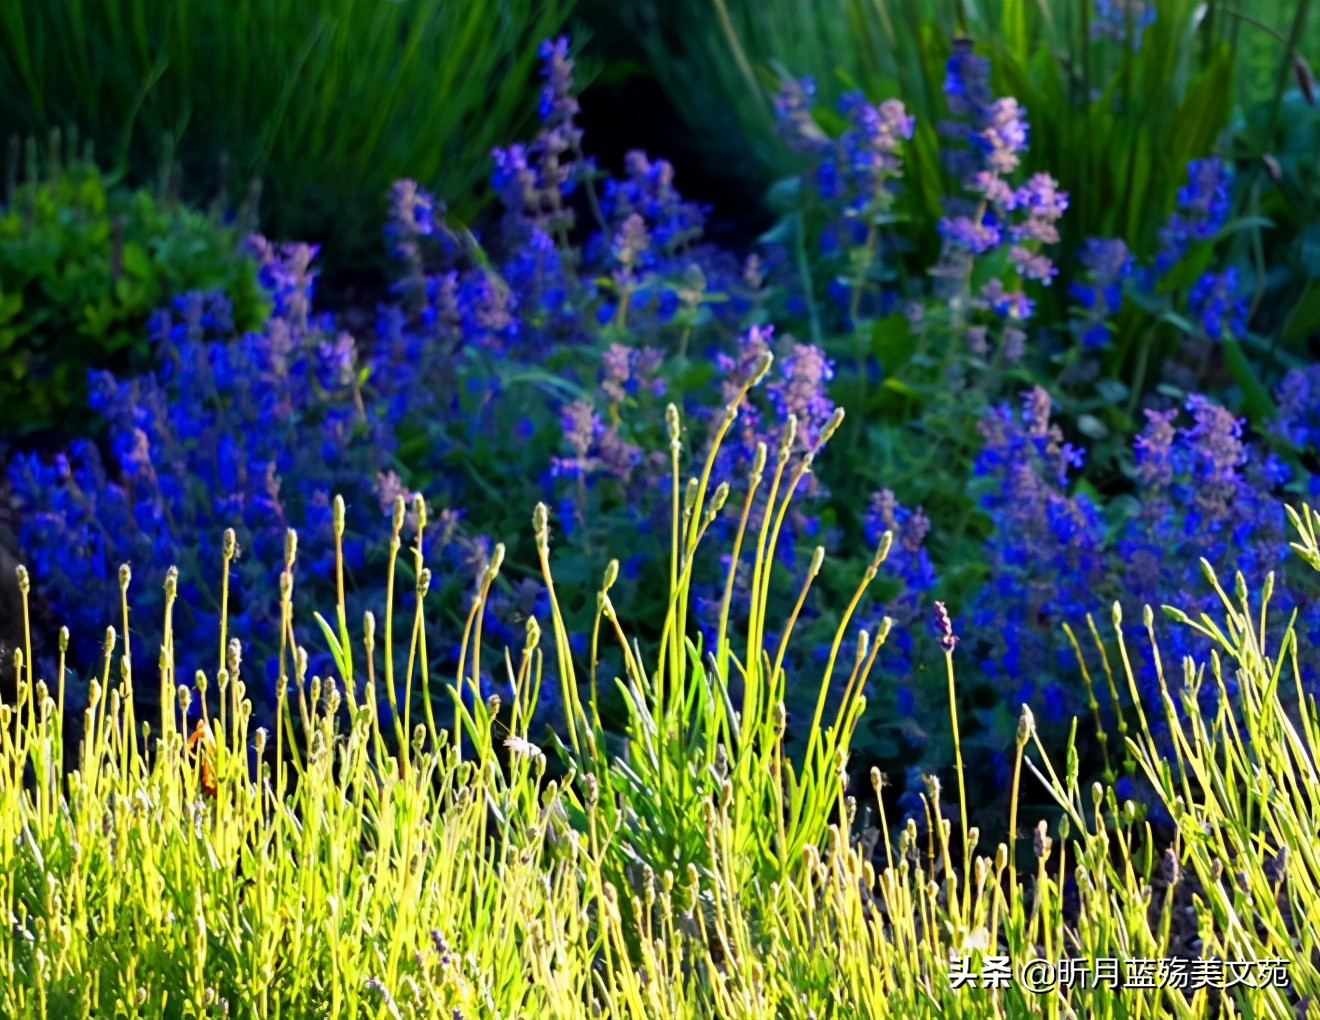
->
(764, 175, 801, 213)
(1281, 282, 1320, 346)
(1221, 336, 1276, 424)
(869, 313, 916, 373)
(120, 241, 154, 281)
(1076, 414, 1109, 440)
(1210, 215, 1275, 241)
(313, 611, 350, 682)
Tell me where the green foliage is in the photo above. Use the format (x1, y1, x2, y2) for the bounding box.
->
(0, 146, 266, 436)
(0, 0, 577, 269)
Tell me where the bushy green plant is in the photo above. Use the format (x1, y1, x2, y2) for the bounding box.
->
(0, 144, 266, 436)
(0, 0, 577, 268)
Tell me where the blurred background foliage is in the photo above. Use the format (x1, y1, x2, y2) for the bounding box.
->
(600, 0, 1318, 321)
(606, 0, 1314, 228)
(0, 0, 577, 280)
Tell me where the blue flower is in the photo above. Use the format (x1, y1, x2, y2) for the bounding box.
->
(1188, 267, 1247, 340)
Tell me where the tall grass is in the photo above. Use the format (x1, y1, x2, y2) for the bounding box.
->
(3, 369, 1320, 1017)
(0, 0, 575, 263)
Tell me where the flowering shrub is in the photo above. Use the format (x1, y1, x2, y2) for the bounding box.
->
(6, 244, 508, 732)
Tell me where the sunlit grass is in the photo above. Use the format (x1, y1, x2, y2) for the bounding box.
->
(2, 366, 1319, 1018)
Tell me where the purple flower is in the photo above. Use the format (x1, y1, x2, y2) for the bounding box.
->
(1092, 0, 1156, 46)
(933, 602, 958, 652)
(943, 38, 992, 119)
(939, 214, 1002, 255)
(773, 77, 828, 153)
(1272, 365, 1320, 450)
(1157, 158, 1233, 270)
(979, 98, 1030, 175)
(766, 343, 836, 452)
(1068, 237, 1132, 348)
(1188, 267, 1247, 340)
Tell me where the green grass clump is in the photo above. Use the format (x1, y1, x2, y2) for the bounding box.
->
(0, 0, 576, 267)
(2, 381, 1320, 1018)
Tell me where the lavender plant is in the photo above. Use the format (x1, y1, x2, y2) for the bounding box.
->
(7, 25, 1320, 841)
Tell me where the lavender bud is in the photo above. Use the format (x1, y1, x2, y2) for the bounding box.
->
(934, 601, 958, 653)
(709, 481, 730, 515)
(1033, 820, 1052, 861)
(1266, 845, 1288, 884)
(872, 530, 894, 569)
(486, 543, 505, 581)
(331, 495, 346, 538)
(1017, 705, 1035, 747)
(818, 407, 846, 447)
(751, 442, 767, 478)
(778, 416, 798, 460)
(1160, 848, 1180, 886)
